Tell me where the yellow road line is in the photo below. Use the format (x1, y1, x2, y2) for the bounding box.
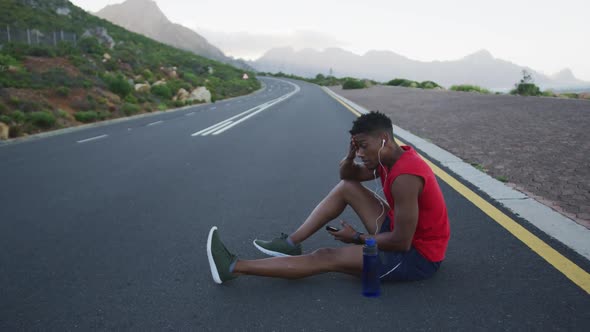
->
(324, 88, 590, 294)
(324, 88, 361, 117)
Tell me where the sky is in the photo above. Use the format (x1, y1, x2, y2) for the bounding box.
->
(70, 0, 590, 80)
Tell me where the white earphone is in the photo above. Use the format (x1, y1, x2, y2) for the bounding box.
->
(368, 137, 387, 235)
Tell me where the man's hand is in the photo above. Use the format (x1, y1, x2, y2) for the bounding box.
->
(346, 136, 358, 160)
(328, 220, 359, 243)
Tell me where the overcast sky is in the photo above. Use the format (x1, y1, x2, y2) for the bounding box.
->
(70, 0, 590, 80)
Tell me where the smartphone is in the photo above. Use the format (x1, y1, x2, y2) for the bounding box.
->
(325, 225, 340, 232)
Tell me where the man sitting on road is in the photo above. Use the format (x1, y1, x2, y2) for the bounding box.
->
(207, 111, 450, 284)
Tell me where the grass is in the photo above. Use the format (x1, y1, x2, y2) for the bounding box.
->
(451, 85, 491, 94)
(470, 162, 487, 172)
(496, 176, 509, 183)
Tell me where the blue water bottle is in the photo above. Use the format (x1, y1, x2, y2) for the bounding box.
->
(362, 237, 381, 297)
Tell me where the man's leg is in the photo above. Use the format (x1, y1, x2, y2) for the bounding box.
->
(289, 180, 390, 244)
(234, 245, 364, 279)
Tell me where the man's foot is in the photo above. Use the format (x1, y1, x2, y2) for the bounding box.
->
(207, 226, 238, 284)
(253, 233, 302, 257)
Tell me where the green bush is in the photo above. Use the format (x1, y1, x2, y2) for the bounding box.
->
(28, 46, 56, 57)
(142, 69, 155, 82)
(121, 103, 140, 116)
(97, 112, 110, 121)
(167, 80, 191, 95)
(56, 86, 70, 97)
(157, 103, 167, 111)
(183, 72, 203, 86)
(0, 115, 11, 124)
(82, 80, 93, 89)
(56, 109, 69, 118)
(387, 78, 420, 87)
(106, 74, 132, 98)
(124, 94, 138, 104)
(78, 37, 105, 55)
(74, 111, 98, 123)
(450, 85, 491, 94)
(28, 111, 56, 128)
(173, 100, 186, 108)
(0, 54, 20, 67)
(10, 111, 26, 123)
(151, 84, 173, 99)
(419, 81, 442, 89)
(510, 83, 541, 96)
(342, 78, 366, 89)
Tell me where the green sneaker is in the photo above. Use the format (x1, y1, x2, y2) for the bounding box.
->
(253, 233, 302, 257)
(207, 226, 238, 284)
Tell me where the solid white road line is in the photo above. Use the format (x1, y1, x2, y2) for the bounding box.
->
(192, 79, 300, 137)
(199, 121, 235, 136)
(147, 120, 163, 126)
(77, 134, 108, 143)
(185, 112, 195, 116)
(191, 120, 233, 136)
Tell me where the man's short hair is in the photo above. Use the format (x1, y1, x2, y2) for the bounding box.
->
(349, 111, 393, 137)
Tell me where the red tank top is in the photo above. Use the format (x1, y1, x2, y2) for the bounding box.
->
(378, 145, 450, 262)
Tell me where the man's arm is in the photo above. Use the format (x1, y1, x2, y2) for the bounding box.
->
(361, 174, 423, 251)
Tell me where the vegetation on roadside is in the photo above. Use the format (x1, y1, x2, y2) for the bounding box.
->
(342, 78, 366, 89)
(450, 85, 491, 94)
(0, 0, 260, 139)
(510, 70, 541, 96)
(387, 78, 442, 90)
(259, 72, 378, 88)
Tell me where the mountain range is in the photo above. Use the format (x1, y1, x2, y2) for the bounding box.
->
(93, 0, 588, 90)
(95, 0, 251, 70)
(251, 47, 588, 90)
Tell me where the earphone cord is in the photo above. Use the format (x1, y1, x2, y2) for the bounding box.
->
(369, 143, 388, 236)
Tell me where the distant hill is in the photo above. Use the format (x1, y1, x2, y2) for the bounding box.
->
(252, 47, 589, 90)
(0, 0, 259, 139)
(96, 0, 252, 70)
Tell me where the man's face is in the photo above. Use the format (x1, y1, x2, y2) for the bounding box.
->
(352, 133, 382, 170)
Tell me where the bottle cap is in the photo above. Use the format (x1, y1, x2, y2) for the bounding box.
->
(365, 237, 376, 247)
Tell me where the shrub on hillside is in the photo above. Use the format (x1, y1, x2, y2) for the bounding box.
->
(106, 74, 132, 98)
(10, 111, 26, 124)
(74, 111, 98, 123)
(28, 111, 56, 128)
(124, 94, 139, 104)
(342, 78, 366, 89)
(78, 37, 105, 55)
(56, 87, 70, 97)
(0, 115, 11, 124)
(450, 85, 491, 94)
(121, 103, 140, 116)
(151, 84, 173, 99)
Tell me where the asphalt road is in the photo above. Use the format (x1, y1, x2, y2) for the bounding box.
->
(1, 78, 589, 330)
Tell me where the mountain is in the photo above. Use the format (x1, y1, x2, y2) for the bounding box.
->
(96, 0, 251, 70)
(253, 47, 588, 90)
(0, 0, 259, 139)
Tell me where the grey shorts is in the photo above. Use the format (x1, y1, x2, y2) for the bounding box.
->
(377, 217, 442, 282)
